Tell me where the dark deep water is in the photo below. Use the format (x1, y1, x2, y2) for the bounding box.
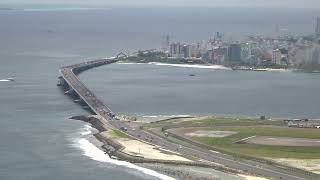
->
(0, 6, 320, 180)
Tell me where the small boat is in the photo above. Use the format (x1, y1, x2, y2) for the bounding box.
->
(6, 78, 14, 81)
(189, 74, 196, 76)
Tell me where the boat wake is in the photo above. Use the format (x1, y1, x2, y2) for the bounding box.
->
(74, 125, 175, 180)
(0, 78, 14, 82)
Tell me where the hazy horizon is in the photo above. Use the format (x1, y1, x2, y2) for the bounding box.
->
(2, 0, 320, 9)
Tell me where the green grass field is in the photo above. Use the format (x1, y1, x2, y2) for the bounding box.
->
(145, 117, 285, 130)
(192, 126, 320, 159)
(178, 117, 286, 126)
(144, 117, 320, 159)
(111, 129, 132, 139)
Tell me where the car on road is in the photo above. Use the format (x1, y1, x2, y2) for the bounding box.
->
(120, 127, 127, 131)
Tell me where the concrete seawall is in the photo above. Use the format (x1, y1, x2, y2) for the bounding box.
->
(60, 58, 317, 180)
(72, 115, 242, 175)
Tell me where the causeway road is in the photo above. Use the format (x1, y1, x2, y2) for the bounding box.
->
(60, 58, 317, 180)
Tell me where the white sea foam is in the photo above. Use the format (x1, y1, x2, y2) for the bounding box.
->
(148, 62, 231, 70)
(77, 138, 175, 180)
(0, 79, 10, 82)
(80, 125, 93, 136)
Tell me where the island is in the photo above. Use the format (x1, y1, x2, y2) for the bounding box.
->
(58, 57, 320, 180)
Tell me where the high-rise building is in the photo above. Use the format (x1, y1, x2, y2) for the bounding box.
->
(213, 47, 228, 63)
(170, 43, 179, 55)
(166, 35, 170, 48)
(162, 35, 170, 52)
(214, 32, 223, 44)
(272, 49, 282, 65)
(190, 44, 201, 58)
(228, 44, 241, 61)
(316, 17, 320, 36)
(170, 42, 185, 58)
(181, 44, 191, 58)
(311, 46, 320, 64)
(203, 49, 214, 63)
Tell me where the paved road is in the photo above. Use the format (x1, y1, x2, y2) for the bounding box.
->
(60, 59, 316, 180)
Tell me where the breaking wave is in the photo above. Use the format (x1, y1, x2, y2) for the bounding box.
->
(72, 125, 175, 180)
(77, 139, 175, 180)
(80, 125, 93, 136)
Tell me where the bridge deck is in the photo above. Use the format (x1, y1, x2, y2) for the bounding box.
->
(60, 59, 117, 122)
(59, 59, 315, 180)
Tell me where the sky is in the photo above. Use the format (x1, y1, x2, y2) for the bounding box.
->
(2, 0, 320, 8)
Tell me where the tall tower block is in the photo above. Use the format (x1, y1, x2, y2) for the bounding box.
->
(316, 17, 320, 36)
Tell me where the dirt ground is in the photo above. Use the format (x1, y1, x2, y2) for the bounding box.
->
(238, 175, 269, 180)
(117, 138, 192, 162)
(186, 130, 237, 138)
(241, 136, 320, 147)
(267, 158, 320, 174)
(169, 127, 238, 138)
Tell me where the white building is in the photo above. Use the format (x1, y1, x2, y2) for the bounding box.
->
(272, 49, 282, 65)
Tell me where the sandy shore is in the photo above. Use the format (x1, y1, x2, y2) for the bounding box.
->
(99, 130, 191, 161)
(72, 116, 272, 179)
(117, 138, 191, 162)
(238, 175, 269, 180)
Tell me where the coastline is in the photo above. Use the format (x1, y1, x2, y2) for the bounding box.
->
(117, 61, 292, 73)
(71, 115, 268, 180)
(60, 57, 318, 180)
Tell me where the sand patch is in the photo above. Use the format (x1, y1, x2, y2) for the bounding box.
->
(117, 138, 191, 162)
(186, 130, 237, 138)
(241, 136, 320, 147)
(268, 158, 320, 174)
(238, 175, 269, 180)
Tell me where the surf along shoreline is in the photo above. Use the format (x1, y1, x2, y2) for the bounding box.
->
(61, 57, 316, 180)
(69, 115, 245, 179)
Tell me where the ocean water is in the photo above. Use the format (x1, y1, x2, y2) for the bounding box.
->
(80, 63, 320, 119)
(0, 6, 320, 180)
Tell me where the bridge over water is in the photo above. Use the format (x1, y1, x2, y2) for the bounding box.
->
(58, 57, 317, 180)
(58, 58, 118, 121)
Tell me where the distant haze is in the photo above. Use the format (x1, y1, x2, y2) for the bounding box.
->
(3, 0, 320, 8)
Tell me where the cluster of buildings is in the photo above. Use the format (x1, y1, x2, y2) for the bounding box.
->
(163, 32, 244, 65)
(285, 119, 320, 129)
(163, 33, 290, 66)
(161, 17, 320, 67)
